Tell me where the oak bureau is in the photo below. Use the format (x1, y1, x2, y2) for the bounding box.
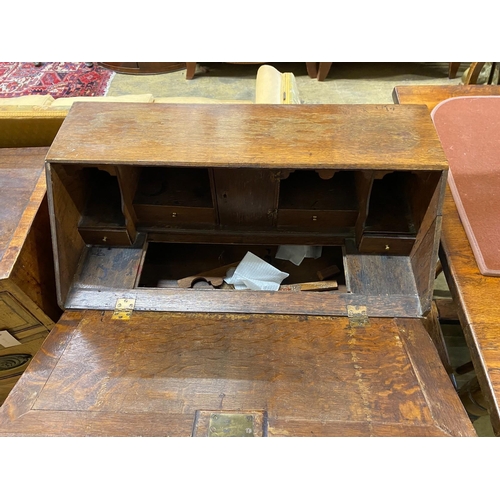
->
(0, 103, 475, 436)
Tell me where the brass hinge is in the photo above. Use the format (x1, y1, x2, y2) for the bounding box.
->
(347, 305, 369, 327)
(111, 298, 136, 320)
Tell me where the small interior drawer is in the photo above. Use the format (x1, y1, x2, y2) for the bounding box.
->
(277, 209, 358, 231)
(358, 234, 415, 255)
(134, 205, 216, 228)
(78, 227, 132, 246)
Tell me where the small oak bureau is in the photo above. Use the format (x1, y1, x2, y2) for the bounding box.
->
(0, 103, 475, 436)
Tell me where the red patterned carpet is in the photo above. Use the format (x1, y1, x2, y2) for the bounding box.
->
(0, 62, 115, 98)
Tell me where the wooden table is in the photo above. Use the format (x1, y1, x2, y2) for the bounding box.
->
(392, 85, 500, 112)
(394, 85, 500, 435)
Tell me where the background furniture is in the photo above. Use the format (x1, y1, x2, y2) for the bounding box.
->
(99, 63, 186, 75)
(306, 62, 333, 81)
(0, 148, 61, 404)
(394, 85, 500, 435)
(0, 65, 299, 148)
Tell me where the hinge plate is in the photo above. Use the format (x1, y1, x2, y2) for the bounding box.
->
(347, 305, 370, 327)
(111, 298, 136, 320)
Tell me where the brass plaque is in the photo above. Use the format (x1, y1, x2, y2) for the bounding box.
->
(192, 411, 267, 437)
(208, 413, 254, 437)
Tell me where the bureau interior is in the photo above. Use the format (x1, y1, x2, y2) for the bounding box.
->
(137, 242, 346, 290)
(47, 162, 444, 314)
(52, 164, 441, 250)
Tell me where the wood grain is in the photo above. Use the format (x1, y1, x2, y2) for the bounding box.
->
(0, 310, 475, 436)
(440, 188, 500, 434)
(46, 103, 448, 171)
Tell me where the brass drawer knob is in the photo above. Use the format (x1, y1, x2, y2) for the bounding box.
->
(312, 215, 318, 221)
(171, 212, 177, 218)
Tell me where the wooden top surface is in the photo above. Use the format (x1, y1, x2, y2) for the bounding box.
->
(46, 103, 448, 170)
(393, 84, 500, 111)
(432, 96, 500, 276)
(0, 310, 475, 436)
(0, 147, 48, 279)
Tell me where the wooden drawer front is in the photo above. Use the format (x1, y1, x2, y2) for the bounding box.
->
(0, 336, 46, 404)
(134, 205, 216, 227)
(78, 227, 132, 246)
(277, 209, 358, 230)
(0, 292, 45, 335)
(359, 235, 415, 255)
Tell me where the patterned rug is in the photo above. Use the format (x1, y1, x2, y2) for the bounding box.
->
(0, 62, 115, 98)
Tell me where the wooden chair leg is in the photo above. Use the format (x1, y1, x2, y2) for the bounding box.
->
(464, 63, 486, 84)
(306, 62, 318, 78)
(186, 62, 197, 80)
(317, 62, 333, 81)
(448, 62, 461, 79)
(487, 62, 498, 84)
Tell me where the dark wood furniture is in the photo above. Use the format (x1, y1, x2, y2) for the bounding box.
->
(99, 63, 186, 75)
(449, 63, 461, 79)
(394, 85, 500, 435)
(0, 148, 61, 404)
(306, 63, 333, 81)
(186, 63, 333, 81)
(0, 103, 475, 436)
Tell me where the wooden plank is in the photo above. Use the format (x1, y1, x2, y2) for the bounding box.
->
(74, 246, 145, 290)
(46, 103, 448, 171)
(344, 246, 419, 297)
(396, 318, 474, 436)
(0, 311, 475, 436)
(65, 286, 422, 318)
(213, 169, 279, 227)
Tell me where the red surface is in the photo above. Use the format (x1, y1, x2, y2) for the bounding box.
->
(432, 96, 500, 276)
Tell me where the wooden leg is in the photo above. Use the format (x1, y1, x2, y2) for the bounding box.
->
(448, 62, 461, 79)
(317, 62, 333, 81)
(487, 62, 497, 84)
(464, 63, 486, 84)
(421, 301, 454, 377)
(306, 62, 318, 78)
(186, 62, 197, 80)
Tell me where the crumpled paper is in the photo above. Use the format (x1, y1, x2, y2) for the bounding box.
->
(275, 245, 322, 266)
(224, 251, 289, 291)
